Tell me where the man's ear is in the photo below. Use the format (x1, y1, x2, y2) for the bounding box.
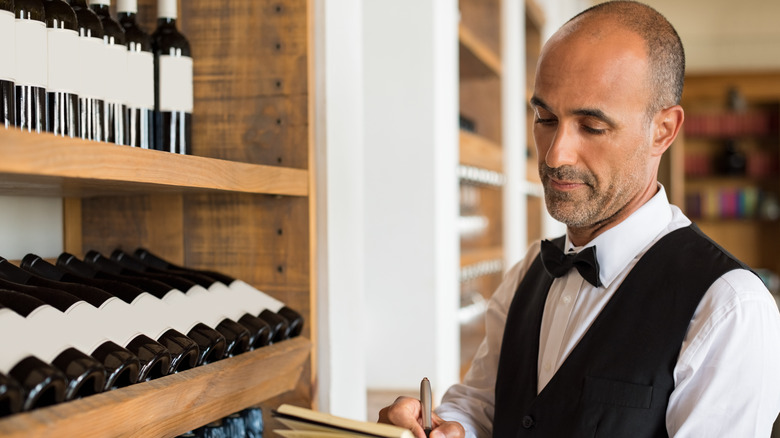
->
(651, 105, 684, 157)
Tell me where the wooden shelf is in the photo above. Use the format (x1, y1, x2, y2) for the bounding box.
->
(0, 130, 308, 198)
(525, 0, 546, 30)
(459, 130, 502, 172)
(458, 24, 502, 79)
(461, 245, 504, 268)
(0, 337, 311, 438)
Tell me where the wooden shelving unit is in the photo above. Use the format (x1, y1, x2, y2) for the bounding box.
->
(0, 338, 310, 437)
(0, 0, 315, 436)
(457, 0, 545, 379)
(0, 131, 308, 198)
(671, 72, 780, 276)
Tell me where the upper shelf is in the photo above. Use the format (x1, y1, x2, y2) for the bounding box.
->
(0, 130, 309, 198)
(459, 130, 502, 172)
(0, 337, 311, 438)
(458, 24, 502, 79)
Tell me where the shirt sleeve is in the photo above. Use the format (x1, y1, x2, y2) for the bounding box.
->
(435, 244, 540, 438)
(667, 269, 780, 437)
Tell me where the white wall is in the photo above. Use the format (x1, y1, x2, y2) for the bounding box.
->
(362, 0, 460, 399)
(643, 0, 780, 73)
(0, 196, 62, 260)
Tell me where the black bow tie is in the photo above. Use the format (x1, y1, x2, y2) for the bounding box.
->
(540, 240, 602, 287)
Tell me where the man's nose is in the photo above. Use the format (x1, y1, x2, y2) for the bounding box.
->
(544, 123, 579, 169)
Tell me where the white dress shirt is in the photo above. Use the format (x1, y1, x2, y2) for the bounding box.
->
(436, 186, 780, 437)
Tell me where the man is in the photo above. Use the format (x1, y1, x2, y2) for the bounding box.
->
(378, 1, 780, 437)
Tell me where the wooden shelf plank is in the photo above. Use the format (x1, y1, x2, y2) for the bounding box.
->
(459, 130, 503, 172)
(0, 337, 311, 438)
(525, 0, 546, 31)
(461, 246, 504, 268)
(459, 24, 502, 79)
(0, 130, 308, 198)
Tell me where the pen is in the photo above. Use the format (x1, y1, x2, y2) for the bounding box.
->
(421, 377, 432, 437)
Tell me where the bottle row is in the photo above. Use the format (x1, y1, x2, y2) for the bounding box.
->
(0, 248, 303, 417)
(684, 111, 778, 138)
(685, 186, 780, 221)
(1, 0, 192, 154)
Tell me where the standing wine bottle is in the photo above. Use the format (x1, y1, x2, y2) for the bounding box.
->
(152, 0, 191, 154)
(117, 0, 152, 148)
(89, 0, 126, 144)
(0, 0, 16, 128)
(68, 0, 104, 141)
(43, 0, 79, 137)
(14, 0, 48, 133)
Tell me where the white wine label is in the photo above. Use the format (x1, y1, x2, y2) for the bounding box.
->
(105, 42, 128, 103)
(158, 55, 193, 112)
(64, 301, 110, 355)
(0, 309, 35, 373)
(131, 292, 172, 340)
(161, 288, 208, 333)
(99, 297, 143, 347)
(127, 50, 154, 109)
(79, 36, 105, 99)
(88, 0, 110, 5)
(47, 28, 80, 94)
(0, 11, 15, 81)
(230, 280, 285, 313)
(157, 0, 177, 19)
(117, 0, 138, 13)
(180, 285, 225, 327)
(26, 305, 77, 363)
(14, 19, 47, 88)
(208, 282, 245, 321)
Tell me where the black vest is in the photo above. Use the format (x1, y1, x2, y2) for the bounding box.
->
(492, 225, 749, 438)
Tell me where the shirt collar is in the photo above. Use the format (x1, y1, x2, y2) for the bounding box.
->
(564, 184, 673, 288)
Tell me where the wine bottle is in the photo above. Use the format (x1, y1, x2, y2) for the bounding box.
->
(89, 0, 126, 144)
(6, 354, 67, 412)
(152, 0, 191, 154)
(56, 253, 228, 365)
(112, 250, 272, 350)
(87, 251, 251, 358)
(43, 0, 79, 137)
(116, 0, 152, 148)
(14, 0, 48, 133)
(22, 254, 199, 375)
(68, 0, 104, 141)
(0, 371, 23, 417)
(0, 291, 106, 402)
(0, 0, 16, 128)
(135, 248, 304, 341)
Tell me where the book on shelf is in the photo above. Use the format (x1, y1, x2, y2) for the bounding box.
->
(272, 404, 415, 438)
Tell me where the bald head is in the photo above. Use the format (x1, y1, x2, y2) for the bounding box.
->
(559, 1, 685, 116)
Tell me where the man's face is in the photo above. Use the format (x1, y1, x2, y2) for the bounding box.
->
(531, 25, 657, 230)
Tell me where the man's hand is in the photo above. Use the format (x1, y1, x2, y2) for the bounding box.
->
(378, 396, 466, 438)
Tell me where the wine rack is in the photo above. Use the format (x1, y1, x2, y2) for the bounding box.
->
(0, 0, 315, 436)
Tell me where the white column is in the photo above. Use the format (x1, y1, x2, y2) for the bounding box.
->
(312, 0, 367, 419)
(362, 0, 460, 402)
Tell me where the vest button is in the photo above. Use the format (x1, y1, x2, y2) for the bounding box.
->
(522, 415, 535, 429)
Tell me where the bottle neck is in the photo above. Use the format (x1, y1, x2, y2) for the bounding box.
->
(117, 11, 136, 23)
(89, 3, 109, 16)
(157, 16, 177, 28)
(69, 0, 89, 8)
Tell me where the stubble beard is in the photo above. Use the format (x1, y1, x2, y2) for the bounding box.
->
(540, 163, 606, 228)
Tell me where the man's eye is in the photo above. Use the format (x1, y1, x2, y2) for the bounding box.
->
(535, 118, 557, 126)
(582, 125, 606, 135)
